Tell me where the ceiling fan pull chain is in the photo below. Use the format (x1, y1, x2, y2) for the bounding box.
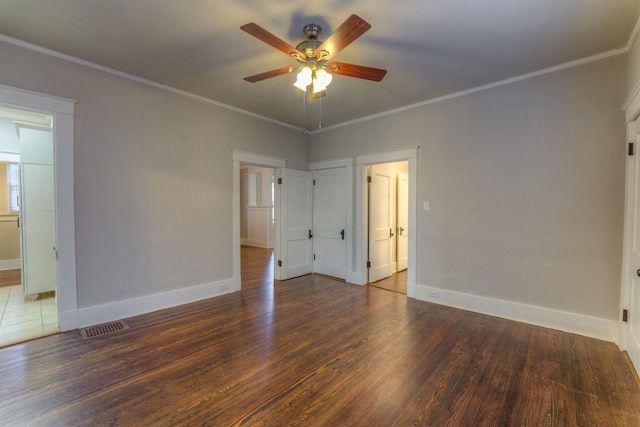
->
(318, 94, 322, 130)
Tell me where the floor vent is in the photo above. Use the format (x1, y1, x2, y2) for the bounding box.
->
(81, 320, 129, 340)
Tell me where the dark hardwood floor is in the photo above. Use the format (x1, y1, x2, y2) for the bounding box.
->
(1, 246, 639, 426)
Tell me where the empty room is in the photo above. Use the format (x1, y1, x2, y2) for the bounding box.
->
(1, 0, 640, 425)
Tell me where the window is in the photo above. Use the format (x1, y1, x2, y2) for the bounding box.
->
(7, 163, 19, 212)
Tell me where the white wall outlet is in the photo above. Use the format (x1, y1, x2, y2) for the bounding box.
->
(427, 290, 439, 299)
(423, 201, 430, 211)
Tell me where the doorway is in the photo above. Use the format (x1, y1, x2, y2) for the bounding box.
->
(232, 151, 286, 290)
(356, 147, 418, 298)
(367, 161, 409, 294)
(239, 164, 276, 290)
(0, 84, 77, 333)
(0, 106, 58, 346)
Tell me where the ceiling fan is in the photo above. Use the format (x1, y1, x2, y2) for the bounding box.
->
(240, 14, 387, 96)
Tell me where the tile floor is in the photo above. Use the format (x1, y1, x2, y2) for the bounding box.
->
(0, 285, 59, 346)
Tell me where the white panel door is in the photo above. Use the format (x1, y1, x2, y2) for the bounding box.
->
(21, 163, 56, 295)
(397, 172, 409, 272)
(368, 165, 393, 282)
(629, 119, 640, 372)
(313, 167, 346, 279)
(276, 168, 313, 280)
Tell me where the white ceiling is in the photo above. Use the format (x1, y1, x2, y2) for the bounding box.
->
(1, 0, 639, 131)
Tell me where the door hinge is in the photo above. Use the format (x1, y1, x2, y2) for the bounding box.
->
(367, 176, 372, 183)
(277, 177, 282, 184)
(278, 260, 282, 267)
(308, 229, 313, 239)
(629, 142, 635, 156)
(623, 309, 629, 322)
(313, 254, 316, 260)
(367, 261, 371, 268)
(313, 179, 316, 186)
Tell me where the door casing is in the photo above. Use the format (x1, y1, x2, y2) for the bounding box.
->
(0, 84, 77, 331)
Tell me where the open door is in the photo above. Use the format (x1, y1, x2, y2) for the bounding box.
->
(275, 168, 313, 280)
(19, 127, 56, 297)
(368, 165, 393, 282)
(313, 167, 346, 279)
(627, 118, 640, 373)
(397, 172, 409, 272)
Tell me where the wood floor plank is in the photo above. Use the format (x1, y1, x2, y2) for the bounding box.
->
(0, 246, 639, 426)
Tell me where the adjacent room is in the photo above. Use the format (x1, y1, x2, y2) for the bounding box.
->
(1, 0, 640, 424)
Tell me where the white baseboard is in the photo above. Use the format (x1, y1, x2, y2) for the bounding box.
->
(77, 278, 238, 328)
(346, 271, 365, 286)
(416, 284, 619, 342)
(58, 309, 78, 332)
(0, 259, 20, 271)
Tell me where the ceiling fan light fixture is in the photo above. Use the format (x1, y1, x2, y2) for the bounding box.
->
(293, 66, 313, 91)
(312, 69, 333, 93)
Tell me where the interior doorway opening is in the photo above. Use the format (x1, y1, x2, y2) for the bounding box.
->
(231, 151, 286, 291)
(366, 161, 409, 295)
(239, 164, 276, 290)
(0, 105, 59, 346)
(356, 147, 418, 298)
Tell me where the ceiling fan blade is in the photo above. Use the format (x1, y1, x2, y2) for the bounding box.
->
(315, 15, 371, 60)
(328, 62, 387, 82)
(244, 66, 296, 83)
(241, 23, 307, 60)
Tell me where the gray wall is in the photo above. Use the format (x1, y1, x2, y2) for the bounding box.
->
(311, 55, 626, 320)
(0, 40, 308, 308)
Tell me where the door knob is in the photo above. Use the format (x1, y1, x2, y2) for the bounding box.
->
(637, 269, 640, 277)
(389, 228, 394, 238)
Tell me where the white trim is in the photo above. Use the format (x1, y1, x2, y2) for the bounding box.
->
(355, 147, 418, 296)
(356, 147, 419, 165)
(77, 278, 236, 328)
(0, 84, 78, 332)
(416, 284, 619, 342)
(0, 35, 301, 132)
(0, 153, 20, 162)
(2, 32, 628, 136)
(232, 150, 286, 168)
(626, 15, 640, 51)
(0, 84, 75, 115)
(0, 259, 20, 270)
(315, 49, 627, 134)
(623, 81, 640, 122)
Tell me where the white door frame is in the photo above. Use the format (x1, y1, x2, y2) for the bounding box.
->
(356, 147, 418, 297)
(0, 84, 78, 331)
(232, 150, 286, 289)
